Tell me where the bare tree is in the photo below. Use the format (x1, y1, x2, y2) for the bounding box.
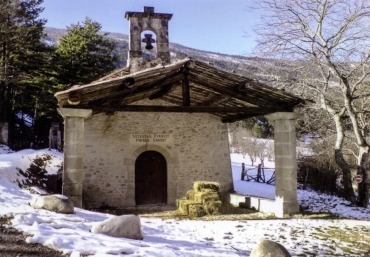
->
(245, 137, 259, 166)
(229, 125, 273, 166)
(255, 139, 271, 166)
(266, 140, 275, 162)
(253, 0, 370, 206)
(229, 125, 250, 157)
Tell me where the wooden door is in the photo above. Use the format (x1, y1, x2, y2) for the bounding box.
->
(135, 151, 167, 205)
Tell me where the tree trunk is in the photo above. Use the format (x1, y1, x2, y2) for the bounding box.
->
(357, 147, 370, 207)
(1, 41, 8, 124)
(0, 81, 7, 122)
(6, 81, 14, 148)
(335, 149, 356, 203)
(1, 41, 12, 145)
(332, 113, 356, 203)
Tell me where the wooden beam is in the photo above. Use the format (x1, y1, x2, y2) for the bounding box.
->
(149, 82, 179, 100)
(88, 73, 184, 106)
(56, 59, 191, 106)
(221, 111, 271, 123)
(182, 74, 190, 106)
(68, 91, 81, 105)
(65, 104, 267, 114)
(198, 95, 231, 106)
(187, 74, 287, 110)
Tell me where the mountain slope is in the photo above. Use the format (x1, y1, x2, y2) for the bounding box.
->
(43, 27, 297, 86)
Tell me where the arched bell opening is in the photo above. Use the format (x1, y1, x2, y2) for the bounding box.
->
(141, 30, 157, 60)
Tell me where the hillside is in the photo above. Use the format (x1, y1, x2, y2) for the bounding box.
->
(43, 27, 297, 86)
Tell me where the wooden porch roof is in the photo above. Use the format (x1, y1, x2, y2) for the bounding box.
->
(55, 57, 304, 123)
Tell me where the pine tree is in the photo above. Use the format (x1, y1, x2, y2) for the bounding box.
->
(0, 0, 47, 148)
(55, 18, 118, 88)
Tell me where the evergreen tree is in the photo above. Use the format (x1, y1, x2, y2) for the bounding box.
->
(55, 18, 118, 88)
(0, 0, 47, 148)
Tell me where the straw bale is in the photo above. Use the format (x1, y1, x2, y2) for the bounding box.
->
(204, 200, 222, 215)
(177, 199, 194, 215)
(193, 181, 220, 193)
(185, 190, 195, 200)
(176, 197, 185, 208)
(193, 191, 219, 204)
(188, 204, 206, 217)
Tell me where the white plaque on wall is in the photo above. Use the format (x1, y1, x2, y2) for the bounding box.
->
(130, 134, 173, 144)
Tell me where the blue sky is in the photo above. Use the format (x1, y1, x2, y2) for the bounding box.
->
(40, 0, 260, 56)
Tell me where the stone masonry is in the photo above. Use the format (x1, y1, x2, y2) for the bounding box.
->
(268, 112, 299, 217)
(58, 108, 92, 208)
(82, 100, 233, 208)
(125, 7, 172, 71)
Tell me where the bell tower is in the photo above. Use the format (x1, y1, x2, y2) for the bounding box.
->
(125, 6, 173, 71)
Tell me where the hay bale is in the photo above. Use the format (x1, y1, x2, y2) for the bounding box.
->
(176, 197, 186, 208)
(188, 204, 206, 217)
(177, 199, 194, 215)
(201, 193, 221, 205)
(175, 181, 223, 217)
(204, 200, 222, 215)
(193, 181, 220, 193)
(193, 191, 220, 204)
(185, 190, 195, 200)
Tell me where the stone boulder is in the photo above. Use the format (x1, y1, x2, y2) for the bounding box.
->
(250, 239, 292, 257)
(91, 214, 143, 240)
(30, 194, 74, 214)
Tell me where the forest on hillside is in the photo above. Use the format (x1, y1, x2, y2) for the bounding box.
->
(0, 0, 369, 208)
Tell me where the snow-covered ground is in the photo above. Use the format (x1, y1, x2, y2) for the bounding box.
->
(0, 145, 369, 257)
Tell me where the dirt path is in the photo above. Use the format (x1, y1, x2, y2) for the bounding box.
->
(0, 217, 67, 257)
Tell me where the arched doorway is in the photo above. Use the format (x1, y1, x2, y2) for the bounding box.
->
(135, 151, 167, 205)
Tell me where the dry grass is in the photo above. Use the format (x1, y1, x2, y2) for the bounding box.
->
(312, 226, 370, 255)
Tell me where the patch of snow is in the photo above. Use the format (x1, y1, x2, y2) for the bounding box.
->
(0, 148, 62, 186)
(0, 144, 14, 154)
(0, 149, 369, 257)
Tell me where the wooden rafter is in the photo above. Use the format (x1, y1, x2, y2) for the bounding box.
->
(186, 74, 286, 109)
(182, 73, 190, 106)
(64, 105, 262, 113)
(88, 73, 184, 107)
(197, 95, 232, 106)
(55, 58, 305, 122)
(221, 111, 272, 123)
(149, 81, 180, 100)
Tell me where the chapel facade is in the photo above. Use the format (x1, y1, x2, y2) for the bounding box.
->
(55, 7, 304, 217)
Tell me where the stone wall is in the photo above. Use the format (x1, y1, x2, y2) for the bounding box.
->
(82, 108, 233, 208)
(126, 7, 172, 71)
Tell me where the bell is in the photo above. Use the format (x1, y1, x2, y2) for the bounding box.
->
(142, 34, 155, 50)
(145, 41, 153, 50)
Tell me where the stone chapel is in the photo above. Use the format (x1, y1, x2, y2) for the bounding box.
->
(55, 6, 304, 217)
